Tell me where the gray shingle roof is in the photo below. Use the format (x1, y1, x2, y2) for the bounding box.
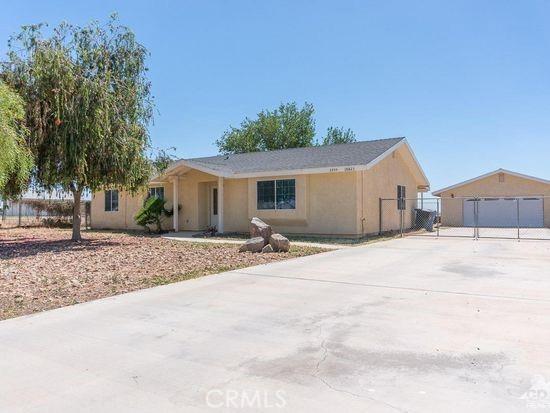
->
(185, 137, 405, 176)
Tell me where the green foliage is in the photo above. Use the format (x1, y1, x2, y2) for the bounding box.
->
(320, 126, 357, 146)
(216, 102, 316, 154)
(215, 102, 357, 154)
(2, 15, 154, 240)
(151, 147, 177, 175)
(0, 81, 33, 199)
(134, 196, 171, 233)
(22, 199, 74, 227)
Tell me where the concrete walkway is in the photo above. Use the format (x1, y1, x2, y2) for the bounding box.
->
(1, 237, 550, 412)
(162, 231, 351, 249)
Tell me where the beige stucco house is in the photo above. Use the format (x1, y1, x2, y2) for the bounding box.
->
(433, 169, 550, 228)
(91, 137, 429, 237)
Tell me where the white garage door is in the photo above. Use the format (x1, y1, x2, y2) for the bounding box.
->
(463, 198, 543, 228)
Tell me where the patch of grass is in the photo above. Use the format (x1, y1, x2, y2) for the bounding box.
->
(145, 246, 325, 288)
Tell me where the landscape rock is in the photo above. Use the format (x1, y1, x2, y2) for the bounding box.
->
(70, 278, 82, 288)
(250, 217, 272, 245)
(269, 233, 290, 252)
(238, 237, 265, 253)
(261, 244, 274, 253)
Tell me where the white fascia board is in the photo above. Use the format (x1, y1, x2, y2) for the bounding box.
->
(402, 139, 430, 187)
(161, 159, 186, 175)
(231, 164, 369, 179)
(163, 159, 230, 178)
(161, 161, 370, 181)
(432, 168, 550, 196)
(365, 138, 430, 187)
(365, 138, 406, 170)
(183, 160, 231, 177)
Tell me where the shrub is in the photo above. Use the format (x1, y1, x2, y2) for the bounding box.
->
(42, 217, 73, 228)
(47, 201, 74, 217)
(21, 199, 74, 225)
(134, 196, 172, 233)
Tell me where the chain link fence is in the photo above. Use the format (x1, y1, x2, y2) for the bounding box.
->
(0, 199, 91, 229)
(380, 196, 550, 240)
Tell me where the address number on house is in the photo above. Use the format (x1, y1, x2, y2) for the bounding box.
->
(329, 167, 355, 172)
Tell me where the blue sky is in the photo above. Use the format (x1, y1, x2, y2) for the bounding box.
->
(2, 0, 550, 192)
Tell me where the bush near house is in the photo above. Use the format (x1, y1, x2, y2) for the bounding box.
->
(134, 196, 173, 233)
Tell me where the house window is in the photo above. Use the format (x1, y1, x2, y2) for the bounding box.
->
(105, 190, 119, 212)
(148, 186, 164, 199)
(257, 179, 296, 210)
(397, 185, 406, 210)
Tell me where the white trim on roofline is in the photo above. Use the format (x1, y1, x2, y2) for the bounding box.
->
(365, 138, 429, 186)
(432, 168, 550, 196)
(155, 138, 429, 186)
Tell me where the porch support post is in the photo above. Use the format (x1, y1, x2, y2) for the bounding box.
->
(218, 176, 224, 233)
(173, 175, 179, 232)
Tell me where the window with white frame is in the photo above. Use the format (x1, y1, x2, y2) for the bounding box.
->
(105, 190, 119, 212)
(257, 179, 296, 210)
(148, 186, 164, 200)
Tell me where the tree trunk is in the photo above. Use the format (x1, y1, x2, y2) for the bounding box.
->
(72, 189, 82, 241)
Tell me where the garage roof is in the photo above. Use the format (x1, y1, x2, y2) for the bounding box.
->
(432, 168, 550, 196)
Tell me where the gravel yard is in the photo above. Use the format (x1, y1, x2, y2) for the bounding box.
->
(0, 228, 326, 320)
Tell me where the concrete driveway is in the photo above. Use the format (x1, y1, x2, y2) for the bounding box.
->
(1, 237, 550, 412)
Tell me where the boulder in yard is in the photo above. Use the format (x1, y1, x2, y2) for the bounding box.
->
(269, 233, 290, 252)
(250, 217, 272, 244)
(238, 237, 265, 253)
(261, 244, 274, 253)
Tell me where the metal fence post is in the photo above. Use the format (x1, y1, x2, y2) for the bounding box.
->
(436, 198, 440, 237)
(379, 198, 382, 236)
(474, 197, 479, 240)
(517, 198, 520, 241)
(18, 201, 22, 227)
(400, 208, 404, 237)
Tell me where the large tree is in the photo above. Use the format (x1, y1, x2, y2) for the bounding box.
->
(216, 102, 358, 153)
(216, 102, 316, 154)
(0, 81, 33, 199)
(320, 126, 357, 146)
(2, 16, 153, 240)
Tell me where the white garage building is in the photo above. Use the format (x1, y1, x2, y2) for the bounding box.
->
(433, 169, 550, 228)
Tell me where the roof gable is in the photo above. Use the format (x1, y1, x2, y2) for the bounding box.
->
(186, 137, 404, 176)
(432, 169, 550, 196)
(157, 137, 429, 188)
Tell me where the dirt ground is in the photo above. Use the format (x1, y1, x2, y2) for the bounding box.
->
(0, 228, 326, 320)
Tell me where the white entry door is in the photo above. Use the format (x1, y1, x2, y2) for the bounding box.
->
(210, 187, 218, 228)
(463, 197, 543, 228)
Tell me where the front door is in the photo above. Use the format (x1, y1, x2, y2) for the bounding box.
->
(210, 187, 218, 228)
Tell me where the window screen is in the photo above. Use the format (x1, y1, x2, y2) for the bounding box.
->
(148, 186, 164, 200)
(276, 179, 296, 209)
(105, 190, 119, 212)
(257, 179, 296, 210)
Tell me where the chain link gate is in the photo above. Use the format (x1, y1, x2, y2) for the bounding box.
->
(379, 196, 550, 240)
